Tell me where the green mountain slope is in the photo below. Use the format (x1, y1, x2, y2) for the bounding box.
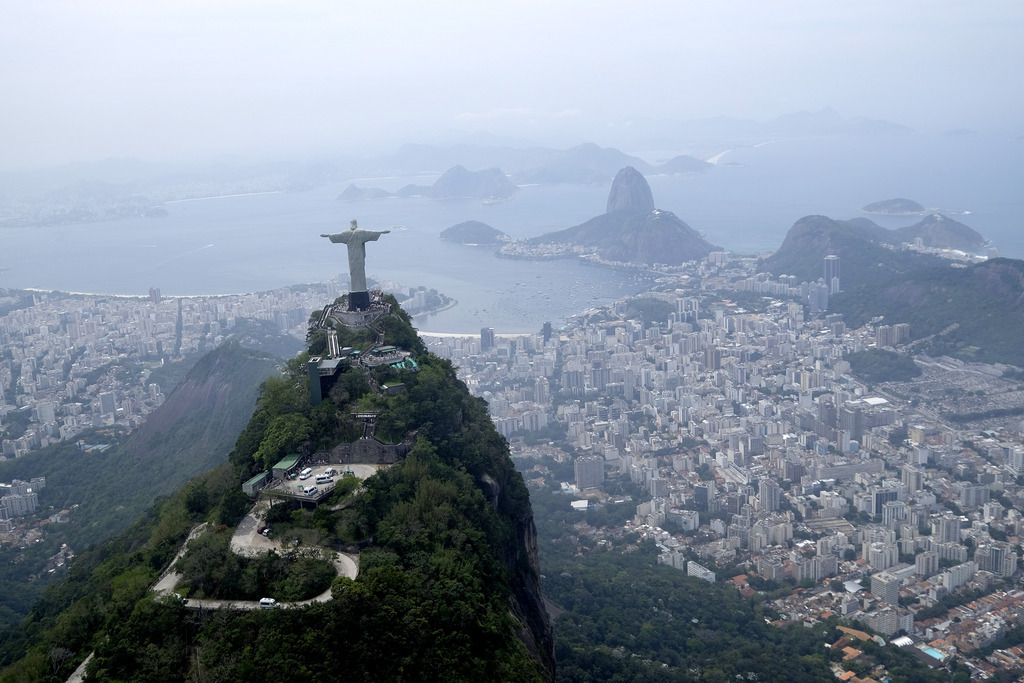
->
(831, 258, 1024, 366)
(0, 301, 553, 681)
(761, 215, 947, 290)
(890, 213, 987, 250)
(0, 342, 279, 664)
(0, 342, 280, 549)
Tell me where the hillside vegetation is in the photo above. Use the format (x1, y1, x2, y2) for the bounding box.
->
(0, 300, 553, 681)
(761, 215, 946, 291)
(832, 258, 1024, 366)
(846, 349, 922, 383)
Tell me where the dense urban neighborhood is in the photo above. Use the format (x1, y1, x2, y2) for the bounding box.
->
(426, 253, 1024, 680)
(4, 248, 1024, 678)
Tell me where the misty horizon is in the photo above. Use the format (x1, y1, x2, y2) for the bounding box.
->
(3, 2, 1022, 171)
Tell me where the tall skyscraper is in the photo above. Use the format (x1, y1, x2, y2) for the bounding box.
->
(480, 327, 495, 352)
(574, 455, 605, 490)
(824, 254, 840, 294)
(98, 391, 116, 416)
(757, 478, 781, 512)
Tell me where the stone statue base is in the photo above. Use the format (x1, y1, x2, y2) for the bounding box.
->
(329, 305, 387, 330)
(348, 291, 370, 311)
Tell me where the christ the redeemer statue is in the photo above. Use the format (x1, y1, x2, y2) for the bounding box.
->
(322, 219, 390, 310)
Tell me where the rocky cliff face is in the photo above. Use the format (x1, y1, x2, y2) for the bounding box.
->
(476, 470, 554, 678)
(605, 166, 655, 213)
(510, 512, 554, 677)
(530, 166, 718, 265)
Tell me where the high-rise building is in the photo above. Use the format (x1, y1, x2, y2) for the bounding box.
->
(916, 550, 940, 577)
(824, 255, 840, 294)
(871, 570, 900, 606)
(902, 464, 923, 493)
(574, 455, 605, 490)
(757, 478, 781, 512)
(960, 484, 990, 508)
(480, 327, 495, 352)
(881, 500, 906, 527)
(807, 281, 829, 314)
(933, 513, 962, 543)
(98, 391, 116, 416)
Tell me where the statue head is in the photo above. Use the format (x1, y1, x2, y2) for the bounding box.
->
(350, 219, 358, 230)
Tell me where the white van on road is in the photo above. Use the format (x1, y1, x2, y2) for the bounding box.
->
(298, 467, 313, 480)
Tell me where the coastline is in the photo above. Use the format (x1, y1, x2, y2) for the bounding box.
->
(164, 190, 283, 204)
(21, 287, 261, 300)
(419, 330, 533, 339)
(408, 297, 458, 318)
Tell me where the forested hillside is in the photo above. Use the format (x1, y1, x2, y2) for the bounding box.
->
(524, 470, 950, 683)
(832, 258, 1024, 366)
(0, 301, 553, 681)
(0, 342, 279, 641)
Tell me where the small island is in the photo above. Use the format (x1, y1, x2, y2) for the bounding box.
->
(338, 166, 518, 203)
(439, 220, 509, 245)
(861, 198, 926, 215)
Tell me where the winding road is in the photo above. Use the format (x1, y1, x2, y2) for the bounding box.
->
(152, 500, 359, 610)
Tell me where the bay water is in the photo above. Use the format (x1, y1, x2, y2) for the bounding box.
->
(2, 132, 1020, 334)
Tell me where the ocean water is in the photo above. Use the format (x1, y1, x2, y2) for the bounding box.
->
(2, 132, 1021, 333)
(648, 132, 1024, 256)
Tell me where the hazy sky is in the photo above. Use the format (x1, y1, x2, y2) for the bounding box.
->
(3, 0, 1022, 169)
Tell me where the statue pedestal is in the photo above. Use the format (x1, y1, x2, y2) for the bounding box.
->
(330, 303, 388, 330)
(348, 291, 370, 311)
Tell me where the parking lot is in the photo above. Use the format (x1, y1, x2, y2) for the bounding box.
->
(276, 463, 385, 501)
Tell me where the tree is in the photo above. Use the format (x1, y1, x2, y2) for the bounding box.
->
(253, 413, 310, 469)
(184, 483, 209, 516)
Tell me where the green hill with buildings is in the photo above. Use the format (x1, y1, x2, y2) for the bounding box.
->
(0, 299, 553, 682)
(832, 257, 1024, 366)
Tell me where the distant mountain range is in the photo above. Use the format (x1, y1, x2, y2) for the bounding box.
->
(761, 211, 1024, 365)
(524, 166, 719, 265)
(374, 142, 711, 185)
(761, 214, 983, 291)
(338, 145, 712, 206)
(339, 165, 518, 202)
